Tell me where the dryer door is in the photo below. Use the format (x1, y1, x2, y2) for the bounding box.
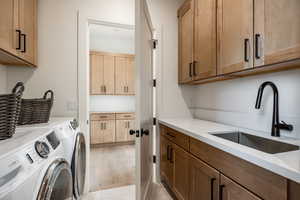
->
(72, 132, 86, 199)
(37, 159, 73, 200)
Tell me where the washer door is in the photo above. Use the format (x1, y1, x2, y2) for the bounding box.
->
(72, 132, 86, 199)
(37, 159, 73, 200)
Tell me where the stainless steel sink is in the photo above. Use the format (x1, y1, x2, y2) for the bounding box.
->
(212, 132, 299, 154)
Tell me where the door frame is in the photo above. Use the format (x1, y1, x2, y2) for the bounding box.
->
(77, 11, 134, 194)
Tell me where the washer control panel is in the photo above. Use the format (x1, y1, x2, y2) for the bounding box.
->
(34, 141, 50, 158)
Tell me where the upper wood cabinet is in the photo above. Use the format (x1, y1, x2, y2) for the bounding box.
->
(217, 0, 253, 74)
(0, 0, 37, 67)
(193, 0, 217, 79)
(178, 0, 194, 83)
(90, 52, 115, 95)
(254, 0, 300, 67)
(115, 56, 135, 95)
(90, 51, 135, 95)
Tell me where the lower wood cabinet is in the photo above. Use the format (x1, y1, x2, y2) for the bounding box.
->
(90, 120, 115, 144)
(159, 124, 300, 200)
(116, 119, 135, 142)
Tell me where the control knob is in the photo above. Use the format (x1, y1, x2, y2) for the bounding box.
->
(35, 141, 50, 158)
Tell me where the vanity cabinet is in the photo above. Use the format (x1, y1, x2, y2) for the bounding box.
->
(90, 51, 135, 95)
(160, 124, 300, 200)
(0, 0, 37, 67)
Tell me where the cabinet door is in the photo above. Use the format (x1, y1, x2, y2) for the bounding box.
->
(127, 120, 135, 141)
(189, 156, 219, 200)
(126, 57, 135, 95)
(194, 0, 217, 80)
(116, 120, 128, 142)
(103, 55, 115, 95)
(115, 56, 128, 95)
(220, 175, 262, 200)
(178, 0, 194, 83)
(172, 144, 190, 200)
(102, 120, 115, 143)
(217, 0, 253, 74)
(19, 0, 37, 65)
(254, 0, 300, 67)
(90, 121, 102, 144)
(0, 0, 19, 56)
(90, 54, 104, 95)
(160, 136, 173, 188)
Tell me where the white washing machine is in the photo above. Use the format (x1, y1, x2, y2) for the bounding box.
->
(0, 127, 73, 200)
(16, 118, 86, 199)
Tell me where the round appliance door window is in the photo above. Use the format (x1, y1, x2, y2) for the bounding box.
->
(37, 159, 73, 200)
(72, 132, 86, 199)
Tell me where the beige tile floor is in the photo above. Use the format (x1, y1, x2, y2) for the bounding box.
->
(82, 184, 173, 200)
(89, 145, 136, 191)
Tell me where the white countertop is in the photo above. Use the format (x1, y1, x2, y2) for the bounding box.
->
(159, 118, 300, 183)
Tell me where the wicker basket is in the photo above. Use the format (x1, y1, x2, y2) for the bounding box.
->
(0, 82, 25, 140)
(18, 90, 54, 125)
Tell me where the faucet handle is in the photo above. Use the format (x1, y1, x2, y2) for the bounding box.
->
(276, 121, 294, 131)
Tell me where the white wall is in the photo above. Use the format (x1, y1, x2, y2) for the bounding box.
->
(0, 65, 7, 94)
(148, 0, 193, 119)
(191, 69, 300, 138)
(90, 95, 135, 112)
(6, 0, 135, 117)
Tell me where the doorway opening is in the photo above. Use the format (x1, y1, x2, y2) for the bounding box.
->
(87, 22, 136, 199)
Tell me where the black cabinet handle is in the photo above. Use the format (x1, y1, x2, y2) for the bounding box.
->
(255, 34, 262, 59)
(21, 33, 26, 53)
(211, 178, 216, 200)
(189, 62, 193, 77)
(244, 38, 250, 62)
(167, 145, 170, 161)
(170, 147, 174, 163)
(16, 30, 21, 50)
(219, 185, 225, 200)
(193, 61, 197, 76)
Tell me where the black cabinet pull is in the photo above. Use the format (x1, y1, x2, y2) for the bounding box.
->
(166, 132, 175, 138)
(244, 38, 250, 62)
(170, 147, 174, 163)
(16, 30, 21, 50)
(211, 178, 216, 200)
(255, 34, 262, 59)
(167, 145, 170, 161)
(219, 185, 225, 200)
(21, 34, 26, 53)
(189, 62, 193, 77)
(193, 61, 197, 76)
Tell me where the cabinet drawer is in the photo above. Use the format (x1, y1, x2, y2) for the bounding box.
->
(190, 138, 287, 200)
(160, 125, 189, 151)
(116, 113, 135, 120)
(90, 113, 115, 121)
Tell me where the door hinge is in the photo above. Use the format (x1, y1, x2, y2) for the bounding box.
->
(86, 120, 89, 125)
(153, 117, 157, 126)
(153, 79, 156, 87)
(151, 39, 158, 49)
(153, 155, 156, 163)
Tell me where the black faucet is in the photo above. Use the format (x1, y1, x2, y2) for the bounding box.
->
(255, 81, 293, 137)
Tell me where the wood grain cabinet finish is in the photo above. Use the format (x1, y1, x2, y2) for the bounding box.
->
(0, 0, 37, 66)
(116, 119, 135, 142)
(160, 136, 174, 188)
(90, 120, 115, 145)
(178, 0, 194, 83)
(254, 0, 300, 67)
(115, 56, 135, 95)
(220, 175, 262, 200)
(189, 155, 219, 200)
(90, 52, 115, 95)
(193, 0, 217, 79)
(217, 0, 253, 74)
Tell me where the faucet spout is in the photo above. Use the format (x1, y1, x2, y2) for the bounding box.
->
(255, 81, 293, 137)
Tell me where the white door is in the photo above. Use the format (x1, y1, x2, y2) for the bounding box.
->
(135, 0, 154, 199)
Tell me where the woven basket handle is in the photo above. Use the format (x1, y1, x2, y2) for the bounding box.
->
(12, 82, 25, 96)
(43, 90, 54, 107)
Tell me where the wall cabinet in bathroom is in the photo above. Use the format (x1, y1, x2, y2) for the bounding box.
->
(90, 51, 135, 95)
(0, 0, 37, 67)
